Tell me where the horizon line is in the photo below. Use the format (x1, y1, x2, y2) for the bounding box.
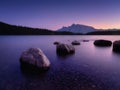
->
(1, 21, 120, 31)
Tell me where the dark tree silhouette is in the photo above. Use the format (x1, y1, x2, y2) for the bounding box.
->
(0, 21, 81, 35)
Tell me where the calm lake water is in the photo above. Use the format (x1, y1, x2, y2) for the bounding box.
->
(0, 35, 120, 90)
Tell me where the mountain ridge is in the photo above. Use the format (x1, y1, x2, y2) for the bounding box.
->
(1, 21, 120, 35)
(0, 21, 80, 35)
(57, 24, 97, 34)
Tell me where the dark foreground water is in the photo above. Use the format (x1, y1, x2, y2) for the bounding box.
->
(0, 35, 120, 90)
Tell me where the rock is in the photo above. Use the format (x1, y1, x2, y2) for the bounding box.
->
(83, 40, 89, 42)
(113, 40, 120, 53)
(53, 41, 60, 45)
(56, 44, 75, 55)
(71, 40, 80, 45)
(20, 48, 50, 71)
(94, 39, 112, 47)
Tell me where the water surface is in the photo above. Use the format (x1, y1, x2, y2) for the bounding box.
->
(0, 35, 120, 90)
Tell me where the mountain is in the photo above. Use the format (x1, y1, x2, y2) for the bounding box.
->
(0, 21, 77, 35)
(57, 24, 97, 34)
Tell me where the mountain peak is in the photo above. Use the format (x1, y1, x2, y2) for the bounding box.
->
(71, 23, 77, 26)
(57, 24, 96, 34)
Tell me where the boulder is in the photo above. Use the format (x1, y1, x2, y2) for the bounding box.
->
(56, 44, 75, 55)
(71, 40, 80, 45)
(94, 39, 112, 47)
(113, 40, 120, 53)
(53, 41, 60, 45)
(20, 48, 50, 71)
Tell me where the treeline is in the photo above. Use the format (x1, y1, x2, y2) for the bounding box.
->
(87, 29, 120, 35)
(0, 22, 82, 35)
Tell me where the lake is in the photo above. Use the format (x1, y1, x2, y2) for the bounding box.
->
(0, 35, 120, 90)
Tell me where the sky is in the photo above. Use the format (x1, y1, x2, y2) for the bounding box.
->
(0, 0, 120, 30)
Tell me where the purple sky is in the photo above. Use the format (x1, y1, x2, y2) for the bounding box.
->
(0, 0, 120, 30)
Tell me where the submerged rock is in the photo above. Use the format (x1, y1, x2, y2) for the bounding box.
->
(56, 44, 75, 55)
(82, 40, 89, 42)
(20, 48, 50, 71)
(113, 40, 120, 53)
(71, 40, 80, 45)
(94, 39, 112, 47)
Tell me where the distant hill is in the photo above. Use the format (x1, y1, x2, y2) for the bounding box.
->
(0, 22, 54, 35)
(0, 22, 78, 35)
(57, 24, 97, 34)
(87, 29, 120, 35)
